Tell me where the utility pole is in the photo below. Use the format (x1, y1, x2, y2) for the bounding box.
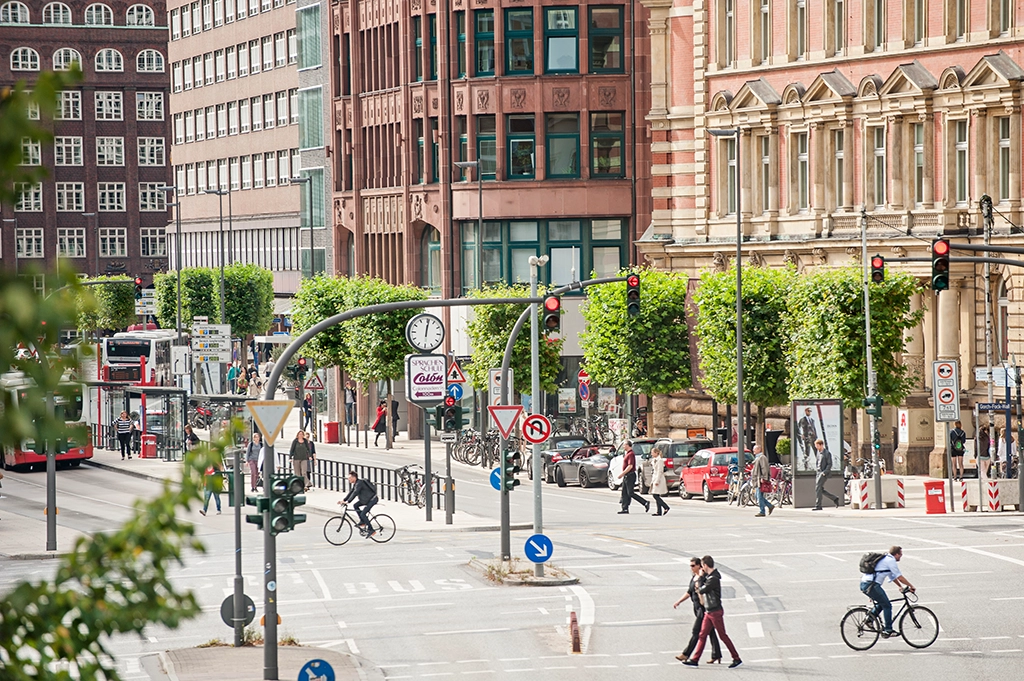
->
(528, 254, 548, 577)
(981, 196, 995, 476)
(861, 209, 884, 509)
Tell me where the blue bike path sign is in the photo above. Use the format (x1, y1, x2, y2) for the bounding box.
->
(524, 533, 553, 563)
(490, 467, 502, 491)
(298, 659, 335, 681)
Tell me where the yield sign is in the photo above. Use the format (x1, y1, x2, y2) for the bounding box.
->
(522, 414, 552, 444)
(304, 374, 325, 391)
(488, 404, 523, 439)
(447, 360, 467, 384)
(246, 400, 294, 447)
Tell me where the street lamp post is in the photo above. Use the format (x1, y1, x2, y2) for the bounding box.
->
(157, 186, 183, 342)
(454, 161, 483, 290)
(291, 176, 314, 279)
(708, 128, 745, 458)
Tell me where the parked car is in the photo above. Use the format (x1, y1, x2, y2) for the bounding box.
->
(531, 436, 589, 482)
(640, 438, 714, 491)
(553, 444, 616, 488)
(680, 447, 753, 502)
(607, 438, 666, 492)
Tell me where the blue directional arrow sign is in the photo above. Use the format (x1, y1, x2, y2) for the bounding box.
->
(298, 659, 335, 681)
(524, 533, 553, 563)
(448, 383, 464, 401)
(490, 467, 502, 491)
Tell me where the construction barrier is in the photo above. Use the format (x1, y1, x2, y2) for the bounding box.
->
(849, 477, 907, 509)
(964, 478, 1020, 511)
(960, 480, 969, 512)
(988, 481, 1001, 512)
(896, 478, 906, 508)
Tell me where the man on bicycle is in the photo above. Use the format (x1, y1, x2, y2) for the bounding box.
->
(861, 546, 916, 637)
(340, 471, 379, 534)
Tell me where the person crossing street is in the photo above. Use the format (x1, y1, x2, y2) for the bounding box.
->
(860, 546, 915, 638)
(682, 555, 742, 668)
(617, 440, 650, 514)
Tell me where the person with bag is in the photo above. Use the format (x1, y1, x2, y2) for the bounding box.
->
(949, 421, 967, 480)
(751, 444, 774, 517)
(289, 431, 312, 489)
(650, 444, 671, 516)
(245, 432, 263, 492)
(682, 555, 742, 668)
(859, 546, 915, 638)
(673, 557, 721, 663)
(372, 400, 388, 447)
(199, 457, 224, 516)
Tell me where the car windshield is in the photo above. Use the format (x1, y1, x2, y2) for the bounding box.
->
(554, 439, 587, 450)
(633, 441, 658, 456)
(712, 452, 753, 466)
(674, 441, 712, 457)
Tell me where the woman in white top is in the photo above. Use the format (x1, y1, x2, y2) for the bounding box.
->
(651, 445, 670, 516)
(995, 427, 1013, 477)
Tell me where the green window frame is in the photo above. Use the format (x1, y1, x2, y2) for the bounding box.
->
(422, 227, 442, 295)
(413, 16, 423, 82)
(297, 86, 324, 150)
(505, 8, 534, 75)
(546, 113, 579, 178)
(457, 116, 469, 181)
(414, 119, 424, 184)
(589, 6, 623, 73)
(430, 118, 439, 183)
(429, 14, 438, 80)
(507, 114, 536, 179)
(296, 4, 322, 70)
(456, 11, 466, 77)
(544, 7, 578, 74)
(477, 114, 496, 180)
(590, 112, 624, 177)
(299, 167, 325, 230)
(474, 9, 494, 77)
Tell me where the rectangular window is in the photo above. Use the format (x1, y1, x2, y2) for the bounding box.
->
(456, 116, 468, 180)
(873, 126, 886, 205)
(507, 114, 536, 178)
(251, 96, 262, 131)
(456, 11, 467, 77)
(16, 228, 44, 257)
(96, 137, 125, 166)
(914, 123, 925, 206)
(262, 36, 274, 71)
(250, 39, 261, 74)
(914, 0, 925, 43)
(139, 183, 167, 211)
(589, 6, 623, 73)
(725, 138, 737, 214)
(429, 13, 438, 79)
(874, 0, 886, 49)
(186, 163, 196, 194)
(56, 91, 81, 120)
(203, 0, 212, 29)
(955, 0, 967, 40)
(55, 136, 83, 165)
(590, 112, 624, 177)
(431, 118, 440, 181)
(999, 117, 1011, 201)
(193, 56, 203, 88)
(192, 1, 201, 33)
(833, 130, 844, 209)
(20, 138, 40, 166)
(760, 0, 770, 62)
(206, 106, 216, 139)
(183, 59, 193, 89)
(55, 182, 84, 212)
(762, 135, 772, 213)
(545, 7, 578, 73)
(414, 119, 424, 183)
(205, 52, 214, 84)
(174, 114, 184, 144)
(278, 150, 290, 185)
(137, 93, 164, 120)
(299, 168, 326, 229)
(197, 161, 207, 193)
(185, 111, 195, 142)
(173, 61, 183, 92)
(171, 8, 181, 39)
(240, 99, 250, 133)
(215, 49, 225, 82)
(289, 89, 298, 123)
(265, 152, 277, 187)
(955, 119, 968, 204)
(217, 104, 227, 136)
(796, 0, 806, 57)
(297, 8, 323, 71)
(249, 0, 258, 17)
(277, 91, 288, 126)
(95, 91, 123, 121)
(298, 86, 325, 149)
(263, 94, 275, 130)
(291, 148, 300, 178)
(228, 101, 238, 134)
(1001, 0, 1011, 33)
(835, 0, 844, 53)
(546, 113, 579, 178)
(138, 137, 165, 166)
(140, 228, 167, 257)
(181, 5, 191, 36)
(505, 9, 534, 75)
(796, 132, 809, 210)
(413, 15, 423, 81)
(477, 114, 496, 179)
(724, 0, 734, 66)
(241, 155, 252, 189)
(239, 42, 249, 76)
(275, 32, 286, 67)
(227, 46, 237, 78)
(475, 10, 495, 76)
(235, 0, 244, 20)
(253, 153, 264, 188)
(99, 228, 127, 257)
(230, 157, 240, 190)
(214, 0, 223, 25)
(98, 183, 126, 211)
(57, 228, 86, 258)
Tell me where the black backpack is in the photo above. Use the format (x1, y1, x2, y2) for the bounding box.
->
(859, 552, 886, 574)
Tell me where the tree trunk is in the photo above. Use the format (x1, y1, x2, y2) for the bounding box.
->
(850, 408, 860, 467)
(756, 404, 765, 451)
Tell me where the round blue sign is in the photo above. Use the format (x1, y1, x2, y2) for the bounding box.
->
(579, 382, 590, 401)
(524, 533, 554, 563)
(448, 383, 464, 400)
(490, 467, 502, 491)
(298, 659, 335, 681)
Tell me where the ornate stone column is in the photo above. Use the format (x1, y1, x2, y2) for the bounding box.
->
(893, 286, 934, 475)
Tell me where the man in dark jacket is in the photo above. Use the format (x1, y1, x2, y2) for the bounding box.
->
(673, 557, 721, 662)
(813, 438, 840, 510)
(683, 556, 741, 668)
(341, 471, 379, 531)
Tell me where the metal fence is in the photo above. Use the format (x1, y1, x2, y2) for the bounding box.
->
(275, 453, 445, 510)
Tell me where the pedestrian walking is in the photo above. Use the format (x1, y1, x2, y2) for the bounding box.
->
(248, 377, 262, 397)
(303, 432, 316, 490)
(245, 432, 262, 492)
(289, 431, 312, 489)
(372, 400, 387, 447)
(200, 457, 223, 516)
(996, 426, 1013, 478)
(949, 421, 967, 480)
(344, 380, 357, 425)
(263, 357, 276, 380)
(184, 424, 200, 452)
(114, 410, 134, 460)
(978, 426, 992, 478)
(812, 439, 840, 510)
(682, 555, 741, 668)
(617, 440, 650, 514)
(391, 398, 400, 440)
(236, 373, 249, 396)
(751, 444, 775, 517)
(227, 361, 239, 395)
(650, 444, 671, 516)
(302, 394, 314, 430)
(673, 557, 721, 663)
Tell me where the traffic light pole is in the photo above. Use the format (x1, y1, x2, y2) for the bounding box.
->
(861, 210, 884, 509)
(263, 443, 278, 681)
(424, 409, 432, 523)
(530, 258, 544, 578)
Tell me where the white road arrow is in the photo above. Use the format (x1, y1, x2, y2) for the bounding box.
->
(529, 540, 549, 558)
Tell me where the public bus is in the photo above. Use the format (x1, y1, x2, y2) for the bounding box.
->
(101, 330, 176, 385)
(0, 372, 93, 470)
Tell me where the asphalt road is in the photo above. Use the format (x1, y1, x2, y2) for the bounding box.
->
(3, 458, 1024, 680)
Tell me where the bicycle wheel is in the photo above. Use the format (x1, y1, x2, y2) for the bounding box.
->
(323, 516, 353, 546)
(900, 606, 939, 649)
(415, 480, 426, 509)
(368, 513, 396, 543)
(840, 607, 880, 651)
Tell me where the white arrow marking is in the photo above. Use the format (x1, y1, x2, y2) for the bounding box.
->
(529, 540, 549, 558)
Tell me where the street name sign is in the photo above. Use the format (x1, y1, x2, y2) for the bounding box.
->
(978, 402, 1013, 411)
(191, 323, 232, 363)
(406, 354, 447, 405)
(487, 404, 523, 439)
(524, 533, 553, 563)
(932, 360, 960, 422)
(134, 289, 156, 316)
(246, 400, 294, 446)
(522, 414, 552, 444)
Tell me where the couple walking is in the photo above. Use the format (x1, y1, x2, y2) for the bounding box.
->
(673, 555, 742, 668)
(617, 440, 671, 516)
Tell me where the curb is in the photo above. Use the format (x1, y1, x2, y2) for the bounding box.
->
(0, 551, 66, 560)
(467, 557, 579, 586)
(83, 459, 181, 486)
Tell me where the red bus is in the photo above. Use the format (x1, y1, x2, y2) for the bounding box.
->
(1, 372, 93, 471)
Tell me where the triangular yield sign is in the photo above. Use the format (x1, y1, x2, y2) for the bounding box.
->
(447, 360, 467, 384)
(304, 374, 325, 390)
(487, 405, 523, 439)
(246, 400, 295, 447)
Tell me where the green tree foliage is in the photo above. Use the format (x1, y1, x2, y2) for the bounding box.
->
(76, 276, 136, 333)
(224, 263, 275, 336)
(786, 266, 924, 408)
(155, 268, 220, 328)
(290, 275, 350, 369)
(694, 265, 796, 409)
(463, 284, 564, 395)
(579, 269, 691, 397)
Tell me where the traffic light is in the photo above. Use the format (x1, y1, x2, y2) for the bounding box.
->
(134, 277, 143, 300)
(626, 273, 641, 317)
(296, 357, 308, 378)
(267, 474, 307, 535)
(872, 429, 881, 452)
(863, 395, 884, 419)
(931, 239, 950, 291)
(543, 296, 561, 334)
(502, 449, 521, 491)
(870, 255, 885, 283)
(245, 493, 268, 530)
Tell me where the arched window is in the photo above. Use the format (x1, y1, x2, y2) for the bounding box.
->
(136, 49, 164, 72)
(422, 227, 442, 296)
(42, 2, 71, 23)
(0, 1, 29, 23)
(95, 48, 123, 72)
(53, 47, 82, 71)
(84, 3, 113, 25)
(10, 46, 39, 71)
(126, 4, 154, 25)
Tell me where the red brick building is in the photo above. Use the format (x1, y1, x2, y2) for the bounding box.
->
(0, 1, 172, 288)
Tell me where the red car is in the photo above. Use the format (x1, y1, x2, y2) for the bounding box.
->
(680, 447, 753, 502)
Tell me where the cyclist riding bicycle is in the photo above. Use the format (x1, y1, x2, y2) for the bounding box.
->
(339, 471, 379, 534)
(860, 545, 916, 638)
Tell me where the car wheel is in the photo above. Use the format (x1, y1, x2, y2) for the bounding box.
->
(545, 464, 554, 484)
(579, 469, 591, 488)
(639, 476, 650, 495)
(703, 482, 714, 503)
(528, 461, 533, 480)
(607, 474, 618, 491)
(680, 485, 693, 500)
(555, 466, 567, 487)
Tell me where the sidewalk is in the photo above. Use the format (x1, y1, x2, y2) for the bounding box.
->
(150, 645, 384, 681)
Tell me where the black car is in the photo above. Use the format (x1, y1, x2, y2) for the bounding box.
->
(529, 436, 589, 481)
(640, 438, 714, 491)
(554, 445, 616, 488)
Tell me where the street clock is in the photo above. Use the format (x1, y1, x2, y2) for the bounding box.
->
(405, 313, 445, 352)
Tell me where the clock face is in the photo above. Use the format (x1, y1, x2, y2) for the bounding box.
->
(406, 313, 445, 352)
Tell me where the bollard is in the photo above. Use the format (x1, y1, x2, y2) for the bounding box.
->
(569, 611, 582, 654)
(858, 480, 869, 509)
(960, 480, 969, 512)
(896, 478, 905, 508)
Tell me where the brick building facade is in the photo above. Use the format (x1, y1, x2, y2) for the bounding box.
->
(0, 0, 172, 288)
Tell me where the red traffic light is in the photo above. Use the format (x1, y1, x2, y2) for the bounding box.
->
(297, 357, 307, 367)
(871, 256, 884, 269)
(134, 277, 143, 286)
(626, 274, 640, 287)
(444, 396, 456, 407)
(932, 240, 950, 256)
(544, 296, 561, 312)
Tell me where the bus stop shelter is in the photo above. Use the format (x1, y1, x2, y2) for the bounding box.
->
(124, 386, 189, 461)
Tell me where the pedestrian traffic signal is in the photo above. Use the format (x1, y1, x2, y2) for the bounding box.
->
(863, 395, 883, 419)
(267, 474, 307, 535)
(543, 296, 561, 334)
(134, 277, 143, 300)
(245, 493, 268, 530)
(870, 255, 885, 283)
(502, 449, 521, 491)
(931, 239, 950, 291)
(626, 273, 641, 317)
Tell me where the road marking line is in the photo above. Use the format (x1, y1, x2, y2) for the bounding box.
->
(337, 621, 346, 630)
(384, 676, 413, 679)
(420, 673, 453, 678)
(147, 637, 158, 643)
(618, 652, 651, 657)
(583, 665, 618, 668)
(601, 618, 672, 625)
(729, 610, 805, 617)
(788, 656, 821, 660)
(992, 597, 1024, 601)
(635, 571, 659, 581)
(424, 628, 509, 636)
(820, 554, 846, 562)
(980, 636, 1012, 640)
(538, 607, 549, 615)
(310, 569, 330, 601)
(952, 651, 982, 655)
(829, 655, 860, 659)
(515, 595, 565, 601)
(992, 649, 1023, 653)
(377, 602, 454, 611)
(628, 663, 660, 667)
(747, 622, 765, 638)
(460, 671, 494, 675)
(502, 669, 535, 673)
(817, 642, 846, 647)
(749, 658, 782, 663)
(542, 666, 574, 670)
(497, 658, 529, 662)
(455, 660, 489, 664)
(777, 644, 812, 649)
(824, 523, 1024, 568)
(345, 639, 359, 654)
(943, 638, 973, 641)
(418, 662, 448, 667)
